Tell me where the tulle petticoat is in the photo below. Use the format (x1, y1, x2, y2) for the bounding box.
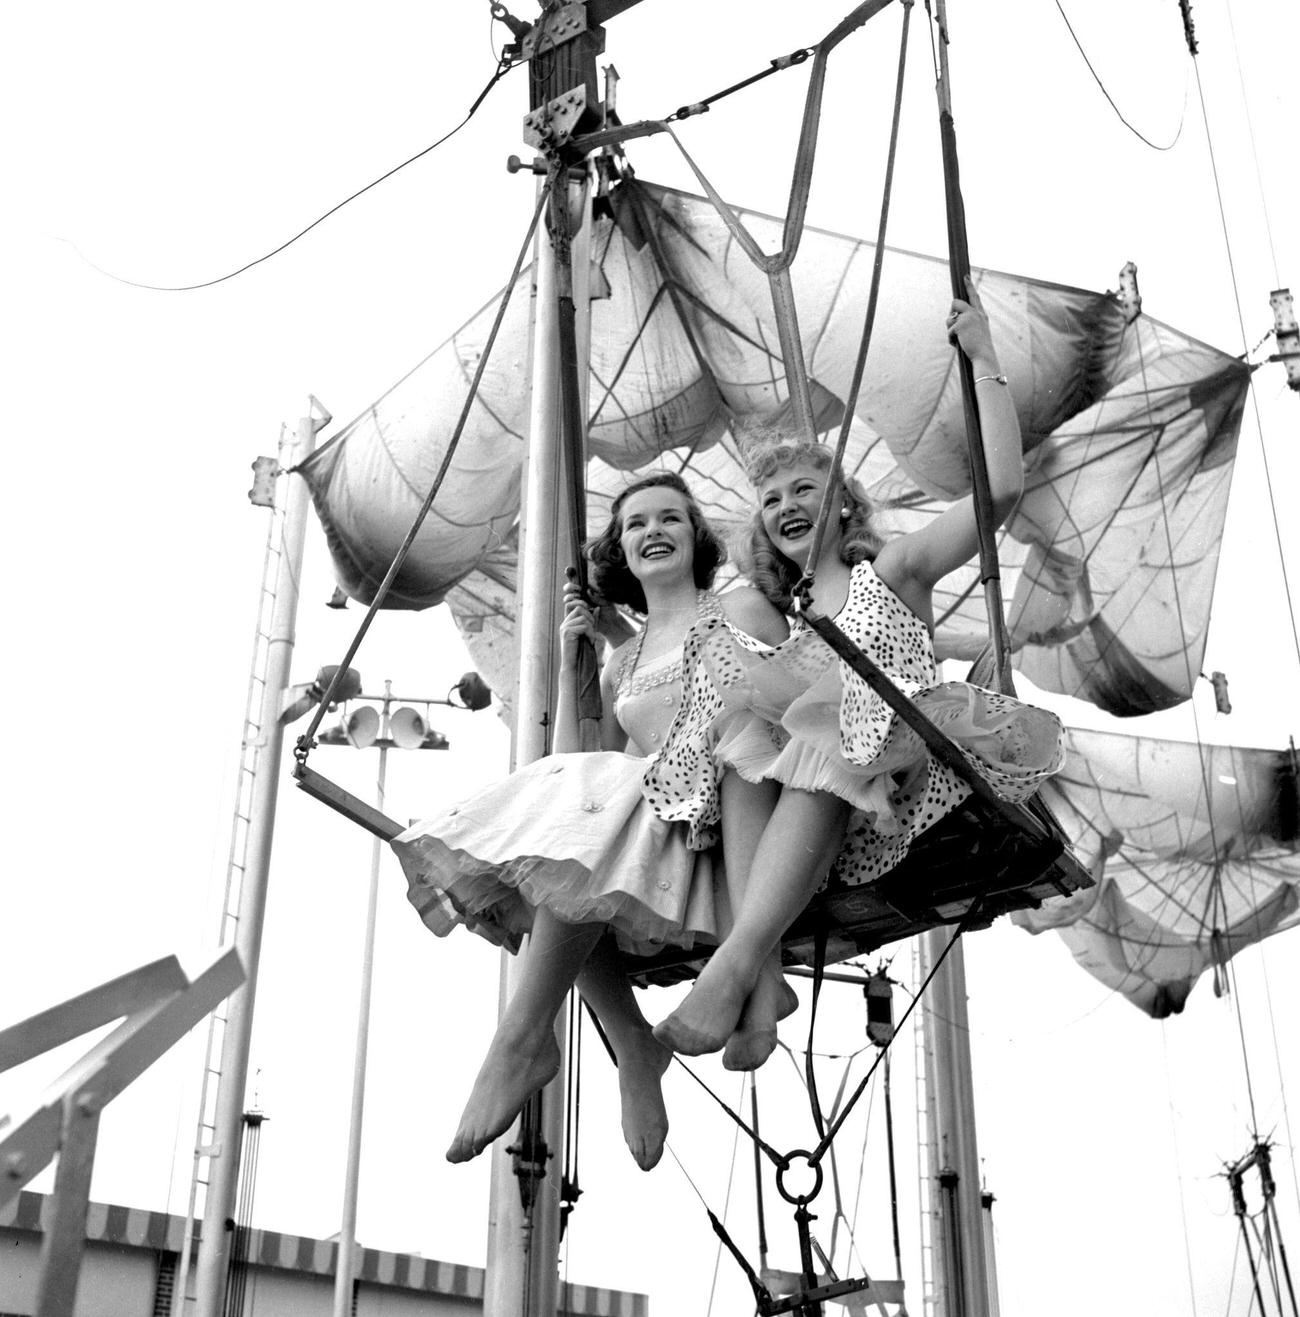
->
(643, 560, 1066, 888)
(393, 751, 724, 957)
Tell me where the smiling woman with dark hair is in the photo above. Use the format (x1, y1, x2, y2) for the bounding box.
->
(393, 469, 788, 1172)
(586, 471, 728, 611)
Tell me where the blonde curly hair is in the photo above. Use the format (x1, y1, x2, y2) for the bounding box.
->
(736, 432, 881, 613)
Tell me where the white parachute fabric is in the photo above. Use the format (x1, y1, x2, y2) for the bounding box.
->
(1013, 729, 1300, 1016)
(301, 180, 1251, 716)
(300, 286, 533, 609)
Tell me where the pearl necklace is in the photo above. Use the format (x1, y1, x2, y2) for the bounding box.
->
(614, 591, 718, 696)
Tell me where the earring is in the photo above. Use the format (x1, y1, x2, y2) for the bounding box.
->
(839, 507, 851, 522)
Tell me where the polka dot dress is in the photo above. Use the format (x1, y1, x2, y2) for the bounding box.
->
(644, 561, 1065, 887)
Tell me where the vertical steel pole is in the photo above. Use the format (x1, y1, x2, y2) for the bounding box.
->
(922, 931, 991, 1317)
(980, 1190, 1001, 1317)
(331, 694, 390, 1317)
(483, 172, 571, 1317)
(193, 408, 322, 1317)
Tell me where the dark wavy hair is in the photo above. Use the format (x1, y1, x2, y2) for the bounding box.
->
(737, 435, 881, 613)
(586, 471, 727, 613)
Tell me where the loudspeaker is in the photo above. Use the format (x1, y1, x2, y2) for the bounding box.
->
(455, 671, 493, 711)
(388, 706, 428, 750)
(316, 664, 362, 705)
(344, 705, 380, 749)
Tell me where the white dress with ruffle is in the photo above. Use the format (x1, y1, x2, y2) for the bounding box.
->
(643, 560, 1065, 886)
(393, 596, 727, 956)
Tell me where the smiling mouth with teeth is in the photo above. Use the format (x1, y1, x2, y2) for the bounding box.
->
(641, 543, 674, 557)
(780, 519, 813, 537)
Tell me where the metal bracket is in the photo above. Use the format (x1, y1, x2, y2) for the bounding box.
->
(506, 1125, 552, 1213)
(1114, 261, 1142, 324)
(1269, 288, 1299, 391)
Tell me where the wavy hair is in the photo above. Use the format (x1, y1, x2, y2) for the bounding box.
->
(737, 434, 881, 613)
(585, 471, 727, 613)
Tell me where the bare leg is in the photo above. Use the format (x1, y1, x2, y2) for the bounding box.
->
(714, 771, 793, 1072)
(576, 936, 673, 1170)
(447, 908, 602, 1163)
(654, 789, 851, 1057)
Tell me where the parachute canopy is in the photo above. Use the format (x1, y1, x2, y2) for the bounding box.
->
(299, 178, 1251, 719)
(1014, 729, 1300, 1016)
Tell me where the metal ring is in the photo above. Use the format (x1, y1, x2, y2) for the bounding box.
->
(775, 1150, 824, 1207)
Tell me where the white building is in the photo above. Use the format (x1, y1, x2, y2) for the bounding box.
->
(0, 1191, 647, 1317)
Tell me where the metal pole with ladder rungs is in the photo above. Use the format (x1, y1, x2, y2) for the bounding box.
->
(184, 400, 329, 1317)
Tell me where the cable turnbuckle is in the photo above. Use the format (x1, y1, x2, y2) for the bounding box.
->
(506, 1129, 552, 1213)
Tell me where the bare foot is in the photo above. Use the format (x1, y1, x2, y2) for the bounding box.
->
(722, 971, 799, 1072)
(653, 954, 752, 1057)
(615, 1029, 673, 1170)
(446, 1029, 561, 1163)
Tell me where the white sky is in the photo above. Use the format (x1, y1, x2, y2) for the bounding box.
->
(3, 2, 1299, 1315)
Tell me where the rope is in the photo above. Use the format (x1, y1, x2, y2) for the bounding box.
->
(294, 182, 550, 754)
(883, 1052, 905, 1287)
(930, 0, 1015, 692)
(799, 0, 913, 593)
(821, 1062, 857, 1262)
(808, 905, 979, 1168)
(671, 1055, 788, 1170)
(847, 1069, 877, 1271)
(705, 1074, 750, 1317)
(562, 990, 583, 1230)
(1131, 290, 1266, 1137)
(799, 607, 1050, 832)
(804, 932, 831, 1140)
(546, 165, 604, 731)
(751, 1074, 770, 1275)
(663, 0, 894, 278)
(660, 1138, 773, 1316)
(1052, 0, 1187, 151)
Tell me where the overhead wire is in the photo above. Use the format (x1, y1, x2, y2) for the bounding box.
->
(1138, 14, 1300, 1151)
(1052, 0, 1187, 151)
(704, 1073, 750, 1317)
(68, 54, 520, 293)
(1185, 34, 1300, 673)
(1222, 0, 1283, 288)
(1017, 2, 1296, 1013)
(929, 0, 1287, 727)
(1246, 933, 1300, 1225)
(1217, 758, 1300, 1227)
(1162, 1019, 1205, 1317)
(846, 1075, 879, 1283)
